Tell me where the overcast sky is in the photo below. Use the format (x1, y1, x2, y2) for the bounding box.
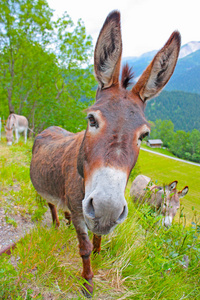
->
(47, 0, 200, 58)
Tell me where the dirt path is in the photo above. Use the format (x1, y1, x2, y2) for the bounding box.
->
(0, 206, 52, 253)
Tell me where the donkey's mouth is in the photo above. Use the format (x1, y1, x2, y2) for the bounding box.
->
(84, 216, 117, 235)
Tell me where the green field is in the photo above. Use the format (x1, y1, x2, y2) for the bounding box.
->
(0, 138, 200, 299)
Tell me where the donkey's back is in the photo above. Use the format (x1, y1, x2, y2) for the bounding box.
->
(30, 126, 84, 212)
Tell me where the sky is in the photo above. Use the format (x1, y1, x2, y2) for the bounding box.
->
(47, 0, 200, 58)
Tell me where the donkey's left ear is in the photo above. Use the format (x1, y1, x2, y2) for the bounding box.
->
(94, 11, 122, 89)
(132, 31, 181, 101)
(169, 180, 178, 190)
(178, 186, 189, 198)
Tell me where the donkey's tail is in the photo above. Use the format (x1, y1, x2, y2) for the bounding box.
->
(28, 127, 36, 134)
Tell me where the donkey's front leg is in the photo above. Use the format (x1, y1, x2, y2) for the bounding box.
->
(92, 234, 102, 254)
(15, 128, 19, 143)
(73, 218, 94, 297)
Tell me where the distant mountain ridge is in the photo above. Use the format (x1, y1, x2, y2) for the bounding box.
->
(122, 41, 200, 94)
(166, 49, 200, 93)
(179, 41, 200, 58)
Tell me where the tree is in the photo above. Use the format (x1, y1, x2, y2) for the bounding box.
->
(149, 119, 174, 147)
(170, 130, 190, 158)
(0, 0, 96, 133)
(159, 120, 174, 147)
(186, 129, 200, 162)
(0, 0, 53, 113)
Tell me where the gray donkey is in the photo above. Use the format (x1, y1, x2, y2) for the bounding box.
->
(5, 114, 28, 145)
(130, 175, 188, 227)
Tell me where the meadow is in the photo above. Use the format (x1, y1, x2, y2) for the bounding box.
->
(0, 138, 199, 299)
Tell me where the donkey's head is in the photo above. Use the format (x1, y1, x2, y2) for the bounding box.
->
(158, 181, 189, 227)
(5, 127, 13, 146)
(78, 11, 181, 235)
(5, 114, 15, 146)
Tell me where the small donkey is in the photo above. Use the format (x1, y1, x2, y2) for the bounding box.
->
(5, 114, 28, 146)
(130, 175, 189, 227)
(30, 11, 181, 297)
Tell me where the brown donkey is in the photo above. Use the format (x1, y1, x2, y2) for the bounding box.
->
(30, 11, 181, 297)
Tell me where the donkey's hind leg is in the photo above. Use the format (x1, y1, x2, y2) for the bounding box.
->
(48, 203, 60, 228)
(64, 211, 71, 225)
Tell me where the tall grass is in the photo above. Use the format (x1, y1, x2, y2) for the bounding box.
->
(0, 138, 199, 299)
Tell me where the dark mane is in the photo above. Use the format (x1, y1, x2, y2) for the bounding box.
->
(121, 64, 134, 89)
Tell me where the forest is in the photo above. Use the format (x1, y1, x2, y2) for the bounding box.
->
(145, 90, 200, 132)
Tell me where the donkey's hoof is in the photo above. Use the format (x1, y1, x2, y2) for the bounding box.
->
(82, 280, 93, 298)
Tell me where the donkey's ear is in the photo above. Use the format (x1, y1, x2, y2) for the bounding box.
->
(178, 186, 189, 198)
(94, 11, 122, 89)
(169, 180, 178, 191)
(132, 31, 181, 101)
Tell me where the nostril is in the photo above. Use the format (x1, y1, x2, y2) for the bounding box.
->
(116, 205, 128, 224)
(85, 198, 95, 219)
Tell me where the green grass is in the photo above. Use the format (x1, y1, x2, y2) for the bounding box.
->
(0, 138, 47, 221)
(0, 138, 200, 299)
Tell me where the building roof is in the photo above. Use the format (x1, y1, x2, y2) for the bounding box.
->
(147, 139, 163, 145)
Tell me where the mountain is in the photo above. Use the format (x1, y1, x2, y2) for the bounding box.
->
(122, 41, 200, 94)
(165, 49, 200, 94)
(179, 41, 200, 58)
(145, 90, 200, 132)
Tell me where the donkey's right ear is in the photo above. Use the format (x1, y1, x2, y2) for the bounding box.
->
(178, 186, 189, 198)
(94, 11, 122, 89)
(132, 31, 181, 101)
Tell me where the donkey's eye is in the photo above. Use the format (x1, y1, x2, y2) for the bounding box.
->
(137, 130, 150, 147)
(88, 114, 99, 128)
(139, 131, 149, 141)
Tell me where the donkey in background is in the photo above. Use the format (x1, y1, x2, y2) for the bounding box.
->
(30, 11, 181, 297)
(130, 175, 189, 227)
(5, 114, 28, 146)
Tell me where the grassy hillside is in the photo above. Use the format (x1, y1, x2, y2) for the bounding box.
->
(0, 139, 200, 299)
